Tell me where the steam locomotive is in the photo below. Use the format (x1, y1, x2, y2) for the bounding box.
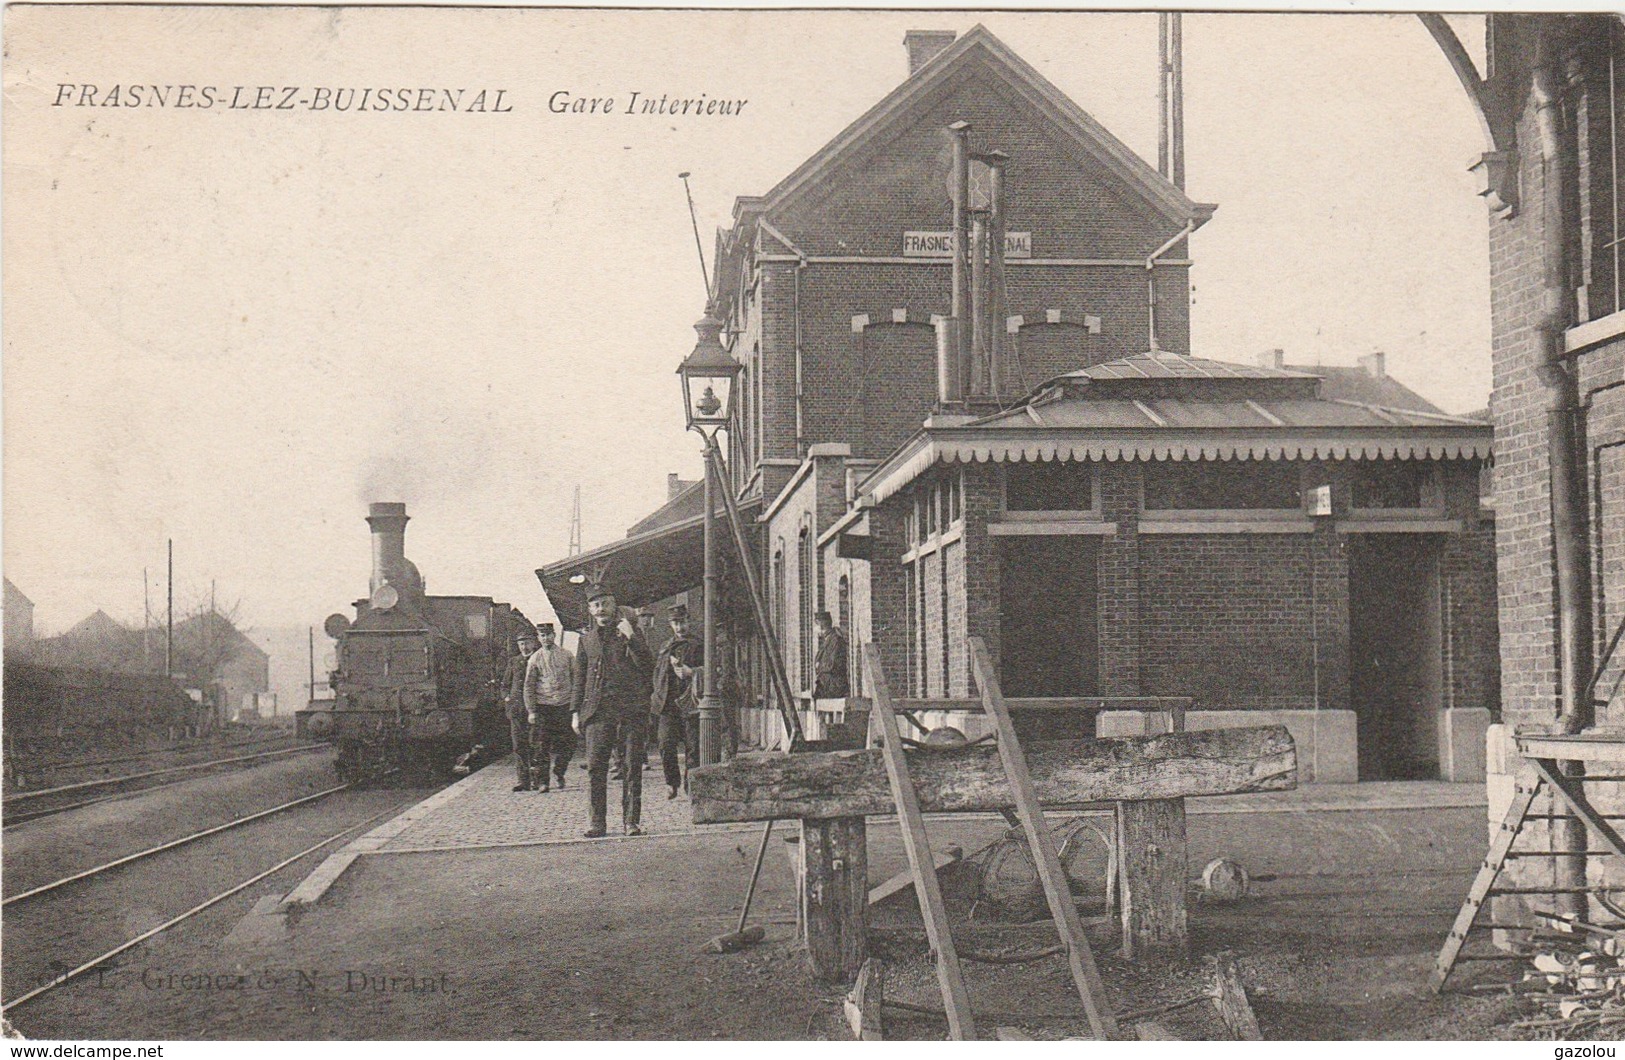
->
(298, 503, 529, 783)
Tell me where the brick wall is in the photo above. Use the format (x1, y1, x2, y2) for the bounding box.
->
(1487, 66, 1625, 729)
(771, 62, 1189, 262)
(1096, 463, 1142, 695)
(730, 49, 1195, 497)
(1138, 533, 1327, 711)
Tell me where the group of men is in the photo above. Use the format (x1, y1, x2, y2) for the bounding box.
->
(503, 582, 757, 839)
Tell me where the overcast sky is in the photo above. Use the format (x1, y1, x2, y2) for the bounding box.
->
(4, 7, 1493, 637)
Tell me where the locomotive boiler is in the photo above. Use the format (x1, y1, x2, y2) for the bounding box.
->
(299, 502, 527, 783)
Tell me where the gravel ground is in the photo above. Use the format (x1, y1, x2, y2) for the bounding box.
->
(1, 799, 1543, 1040)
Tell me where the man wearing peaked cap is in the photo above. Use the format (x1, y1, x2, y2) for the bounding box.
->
(503, 626, 541, 792)
(650, 602, 703, 799)
(524, 622, 575, 792)
(571, 583, 654, 837)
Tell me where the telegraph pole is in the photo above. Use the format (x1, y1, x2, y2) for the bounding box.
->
(165, 539, 174, 680)
(569, 484, 582, 557)
(143, 566, 152, 670)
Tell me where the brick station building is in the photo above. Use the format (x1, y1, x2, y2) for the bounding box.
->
(540, 24, 1502, 782)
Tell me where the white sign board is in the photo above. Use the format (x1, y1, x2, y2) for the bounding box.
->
(903, 231, 1032, 258)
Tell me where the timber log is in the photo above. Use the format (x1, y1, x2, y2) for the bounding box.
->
(689, 725, 1295, 825)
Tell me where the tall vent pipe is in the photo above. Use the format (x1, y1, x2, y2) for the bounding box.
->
(986, 150, 1009, 398)
(938, 121, 971, 408)
(366, 502, 410, 596)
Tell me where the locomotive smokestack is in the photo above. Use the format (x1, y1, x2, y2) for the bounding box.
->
(366, 502, 409, 596)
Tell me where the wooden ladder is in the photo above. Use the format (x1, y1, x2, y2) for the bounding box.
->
(861, 638, 1120, 1040)
(1433, 747, 1625, 992)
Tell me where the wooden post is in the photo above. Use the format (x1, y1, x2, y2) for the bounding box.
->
(801, 815, 868, 983)
(1116, 798, 1189, 958)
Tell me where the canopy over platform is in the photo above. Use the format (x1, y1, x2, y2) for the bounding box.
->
(536, 495, 759, 630)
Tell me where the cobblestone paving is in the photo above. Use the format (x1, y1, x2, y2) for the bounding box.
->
(378, 754, 751, 850)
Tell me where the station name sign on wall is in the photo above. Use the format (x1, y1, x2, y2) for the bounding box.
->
(902, 231, 1032, 258)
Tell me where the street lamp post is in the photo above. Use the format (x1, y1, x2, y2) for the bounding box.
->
(677, 313, 742, 767)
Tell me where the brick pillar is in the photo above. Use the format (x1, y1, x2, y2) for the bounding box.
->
(958, 464, 1002, 695)
(1097, 463, 1142, 696)
(866, 503, 911, 695)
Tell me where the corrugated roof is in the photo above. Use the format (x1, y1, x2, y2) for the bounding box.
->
(984, 397, 1484, 433)
(1052, 353, 1318, 382)
(862, 352, 1493, 506)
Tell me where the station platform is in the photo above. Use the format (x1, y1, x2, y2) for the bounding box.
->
(277, 752, 1486, 910)
(368, 755, 755, 853)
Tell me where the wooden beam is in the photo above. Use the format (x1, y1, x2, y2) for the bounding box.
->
(1116, 799, 1189, 959)
(801, 816, 868, 983)
(690, 726, 1296, 824)
(971, 638, 1120, 1040)
(844, 959, 883, 1040)
(865, 644, 977, 1040)
(1209, 952, 1263, 1041)
(1519, 735, 1625, 766)
(889, 696, 1193, 715)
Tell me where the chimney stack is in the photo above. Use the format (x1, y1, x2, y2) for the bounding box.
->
(366, 502, 409, 596)
(667, 472, 683, 500)
(1360, 351, 1386, 379)
(904, 30, 956, 76)
(1259, 348, 1285, 370)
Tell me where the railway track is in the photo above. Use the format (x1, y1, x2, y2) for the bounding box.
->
(1, 782, 416, 1013)
(2, 743, 332, 827)
(9, 730, 299, 779)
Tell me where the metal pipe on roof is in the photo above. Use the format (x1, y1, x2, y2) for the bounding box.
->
(987, 151, 1009, 399)
(1145, 221, 1193, 352)
(948, 122, 971, 406)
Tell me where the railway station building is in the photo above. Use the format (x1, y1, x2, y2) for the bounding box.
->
(540, 25, 1501, 782)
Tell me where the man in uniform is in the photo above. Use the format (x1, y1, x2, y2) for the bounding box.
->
(813, 610, 851, 700)
(523, 622, 575, 792)
(650, 603, 702, 799)
(504, 627, 541, 792)
(571, 584, 654, 837)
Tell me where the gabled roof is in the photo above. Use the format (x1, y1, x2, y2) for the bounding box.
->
(65, 609, 127, 640)
(626, 479, 705, 536)
(1286, 363, 1446, 416)
(174, 611, 268, 658)
(4, 578, 33, 607)
(751, 25, 1214, 234)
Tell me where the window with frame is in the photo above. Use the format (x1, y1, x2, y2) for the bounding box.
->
(1351, 461, 1440, 511)
(1142, 460, 1301, 511)
(1005, 460, 1095, 512)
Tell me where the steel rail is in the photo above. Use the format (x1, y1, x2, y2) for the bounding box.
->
(0, 797, 410, 1012)
(16, 733, 294, 776)
(4, 743, 329, 802)
(4, 782, 352, 905)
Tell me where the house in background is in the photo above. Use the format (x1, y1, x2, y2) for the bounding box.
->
(4, 578, 35, 660)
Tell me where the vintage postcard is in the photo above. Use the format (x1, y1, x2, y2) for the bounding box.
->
(4, 4, 1619, 1044)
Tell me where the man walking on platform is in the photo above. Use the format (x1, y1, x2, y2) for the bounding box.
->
(651, 603, 701, 799)
(572, 584, 653, 837)
(504, 627, 541, 792)
(524, 622, 575, 792)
